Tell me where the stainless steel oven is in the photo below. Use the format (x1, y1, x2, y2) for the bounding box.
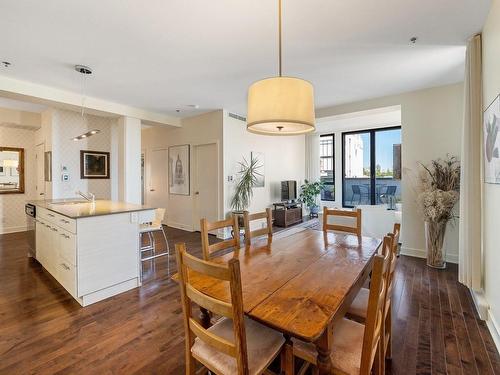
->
(25, 203, 36, 258)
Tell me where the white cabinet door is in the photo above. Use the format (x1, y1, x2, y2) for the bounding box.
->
(35, 220, 47, 265)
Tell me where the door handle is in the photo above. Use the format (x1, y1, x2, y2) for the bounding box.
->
(195, 191, 200, 195)
(40, 193, 44, 196)
(150, 189, 155, 192)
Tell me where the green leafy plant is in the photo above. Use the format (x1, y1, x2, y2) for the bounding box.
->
(230, 155, 262, 212)
(299, 179, 325, 209)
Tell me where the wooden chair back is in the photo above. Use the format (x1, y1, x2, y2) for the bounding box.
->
(322, 207, 362, 236)
(175, 243, 249, 375)
(201, 215, 240, 260)
(359, 235, 392, 375)
(243, 208, 273, 247)
(385, 223, 400, 305)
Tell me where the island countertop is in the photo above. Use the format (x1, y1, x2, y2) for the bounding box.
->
(29, 199, 154, 219)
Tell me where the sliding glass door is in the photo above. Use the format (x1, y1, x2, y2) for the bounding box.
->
(342, 127, 401, 207)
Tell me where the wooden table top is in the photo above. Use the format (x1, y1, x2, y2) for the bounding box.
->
(177, 229, 381, 342)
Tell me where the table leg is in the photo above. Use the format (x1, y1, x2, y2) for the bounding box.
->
(280, 334, 294, 375)
(199, 307, 211, 328)
(315, 325, 332, 375)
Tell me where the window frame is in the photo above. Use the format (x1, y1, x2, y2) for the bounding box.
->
(319, 133, 335, 202)
(341, 126, 401, 207)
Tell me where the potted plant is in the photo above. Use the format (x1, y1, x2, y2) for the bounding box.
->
(416, 155, 460, 269)
(299, 179, 325, 217)
(230, 154, 262, 225)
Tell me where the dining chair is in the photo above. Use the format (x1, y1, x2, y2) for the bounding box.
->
(201, 215, 240, 260)
(347, 223, 400, 362)
(351, 185, 369, 205)
(175, 243, 285, 375)
(140, 208, 170, 279)
(292, 237, 392, 375)
(323, 207, 362, 237)
(243, 208, 273, 247)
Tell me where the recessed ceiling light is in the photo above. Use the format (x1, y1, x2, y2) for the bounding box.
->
(1, 61, 11, 68)
(410, 37, 418, 45)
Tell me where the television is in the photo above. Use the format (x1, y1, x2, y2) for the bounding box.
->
(281, 180, 297, 201)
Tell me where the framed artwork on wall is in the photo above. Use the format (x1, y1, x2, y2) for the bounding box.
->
(80, 150, 110, 179)
(0, 166, 5, 176)
(169, 144, 190, 195)
(484, 94, 500, 184)
(251, 151, 265, 188)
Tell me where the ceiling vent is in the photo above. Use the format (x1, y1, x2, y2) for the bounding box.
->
(228, 112, 246, 122)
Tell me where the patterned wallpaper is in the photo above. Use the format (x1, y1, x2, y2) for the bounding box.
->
(50, 109, 117, 200)
(0, 125, 36, 234)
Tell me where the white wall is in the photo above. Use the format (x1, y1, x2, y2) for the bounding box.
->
(481, 0, 500, 348)
(223, 112, 306, 216)
(36, 108, 118, 200)
(0, 125, 37, 233)
(316, 83, 464, 263)
(117, 116, 141, 204)
(141, 111, 224, 231)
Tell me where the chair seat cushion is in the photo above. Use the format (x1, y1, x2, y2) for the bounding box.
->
(191, 316, 284, 375)
(347, 287, 369, 319)
(293, 318, 365, 375)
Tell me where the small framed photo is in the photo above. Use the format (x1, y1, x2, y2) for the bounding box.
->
(0, 166, 5, 176)
(80, 150, 110, 179)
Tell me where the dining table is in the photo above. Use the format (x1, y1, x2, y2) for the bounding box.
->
(174, 228, 381, 375)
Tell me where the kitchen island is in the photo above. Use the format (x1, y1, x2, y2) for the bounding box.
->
(30, 199, 155, 306)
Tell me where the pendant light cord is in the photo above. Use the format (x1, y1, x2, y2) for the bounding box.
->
(278, 0, 282, 77)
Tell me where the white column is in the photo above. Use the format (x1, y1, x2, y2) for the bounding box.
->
(117, 116, 141, 204)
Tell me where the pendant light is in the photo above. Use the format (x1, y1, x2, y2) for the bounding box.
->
(247, 0, 315, 135)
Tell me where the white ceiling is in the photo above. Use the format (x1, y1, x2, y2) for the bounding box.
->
(0, 0, 491, 118)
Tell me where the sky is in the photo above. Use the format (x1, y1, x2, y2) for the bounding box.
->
(360, 129, 401, 171)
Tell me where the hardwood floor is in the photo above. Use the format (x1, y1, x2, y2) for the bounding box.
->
(0, 228, 499, 374)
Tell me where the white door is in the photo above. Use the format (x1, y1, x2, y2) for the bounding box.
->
(148, 149, 169, 214)
(35, 143, 45, 198)
(193, 143, 218, 232)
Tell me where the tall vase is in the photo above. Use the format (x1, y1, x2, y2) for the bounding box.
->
(425, 220, 447, 269)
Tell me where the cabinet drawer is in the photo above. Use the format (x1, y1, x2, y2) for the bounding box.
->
(57, 258, 77, 297)
(59, 230, 76, 266)
(37, 207, 76, 234)
(56, 216, 77, 234)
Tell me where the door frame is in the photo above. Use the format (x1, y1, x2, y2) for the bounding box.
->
(191, 141, 221, 232)
(341, 126, 401, 207)
(35, 142, 46, 198)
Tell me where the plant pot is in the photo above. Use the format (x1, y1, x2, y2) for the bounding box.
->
(425, 220, 447, 269)
(309, 205, 320, 218)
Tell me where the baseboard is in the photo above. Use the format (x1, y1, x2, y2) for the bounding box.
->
(0, 225, 28, 235)
(471, 290, 489, 320)
(400, 246, 458, 264)
(166, 221, 194, 232)
(487, 309, 500, 353)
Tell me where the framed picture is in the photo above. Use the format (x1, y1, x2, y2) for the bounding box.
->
(0, 166, 4, 176)
(80, 150, 110, 179)
(169, 144, 190, 195)
(484, 94, 500, 184)
(251, 151, 265, 187)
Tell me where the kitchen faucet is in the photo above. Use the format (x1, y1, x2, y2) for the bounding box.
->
(76, 190, 95, 203)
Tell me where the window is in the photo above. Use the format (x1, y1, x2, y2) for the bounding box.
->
(320, 134, 335, 201)
(342, 127, 401, 207)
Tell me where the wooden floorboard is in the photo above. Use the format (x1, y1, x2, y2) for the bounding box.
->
(0, 228, 499, 374)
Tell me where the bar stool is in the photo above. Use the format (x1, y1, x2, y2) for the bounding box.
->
(140, 208, 170, 280)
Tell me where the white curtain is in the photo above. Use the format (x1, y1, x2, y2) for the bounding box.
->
(459, 34, 482, 290)
(305, 133, 320, 182)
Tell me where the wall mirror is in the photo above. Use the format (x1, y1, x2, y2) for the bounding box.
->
(0, 147, 25, 194)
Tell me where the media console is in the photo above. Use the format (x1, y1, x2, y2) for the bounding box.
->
(273, 202, 303, 228)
